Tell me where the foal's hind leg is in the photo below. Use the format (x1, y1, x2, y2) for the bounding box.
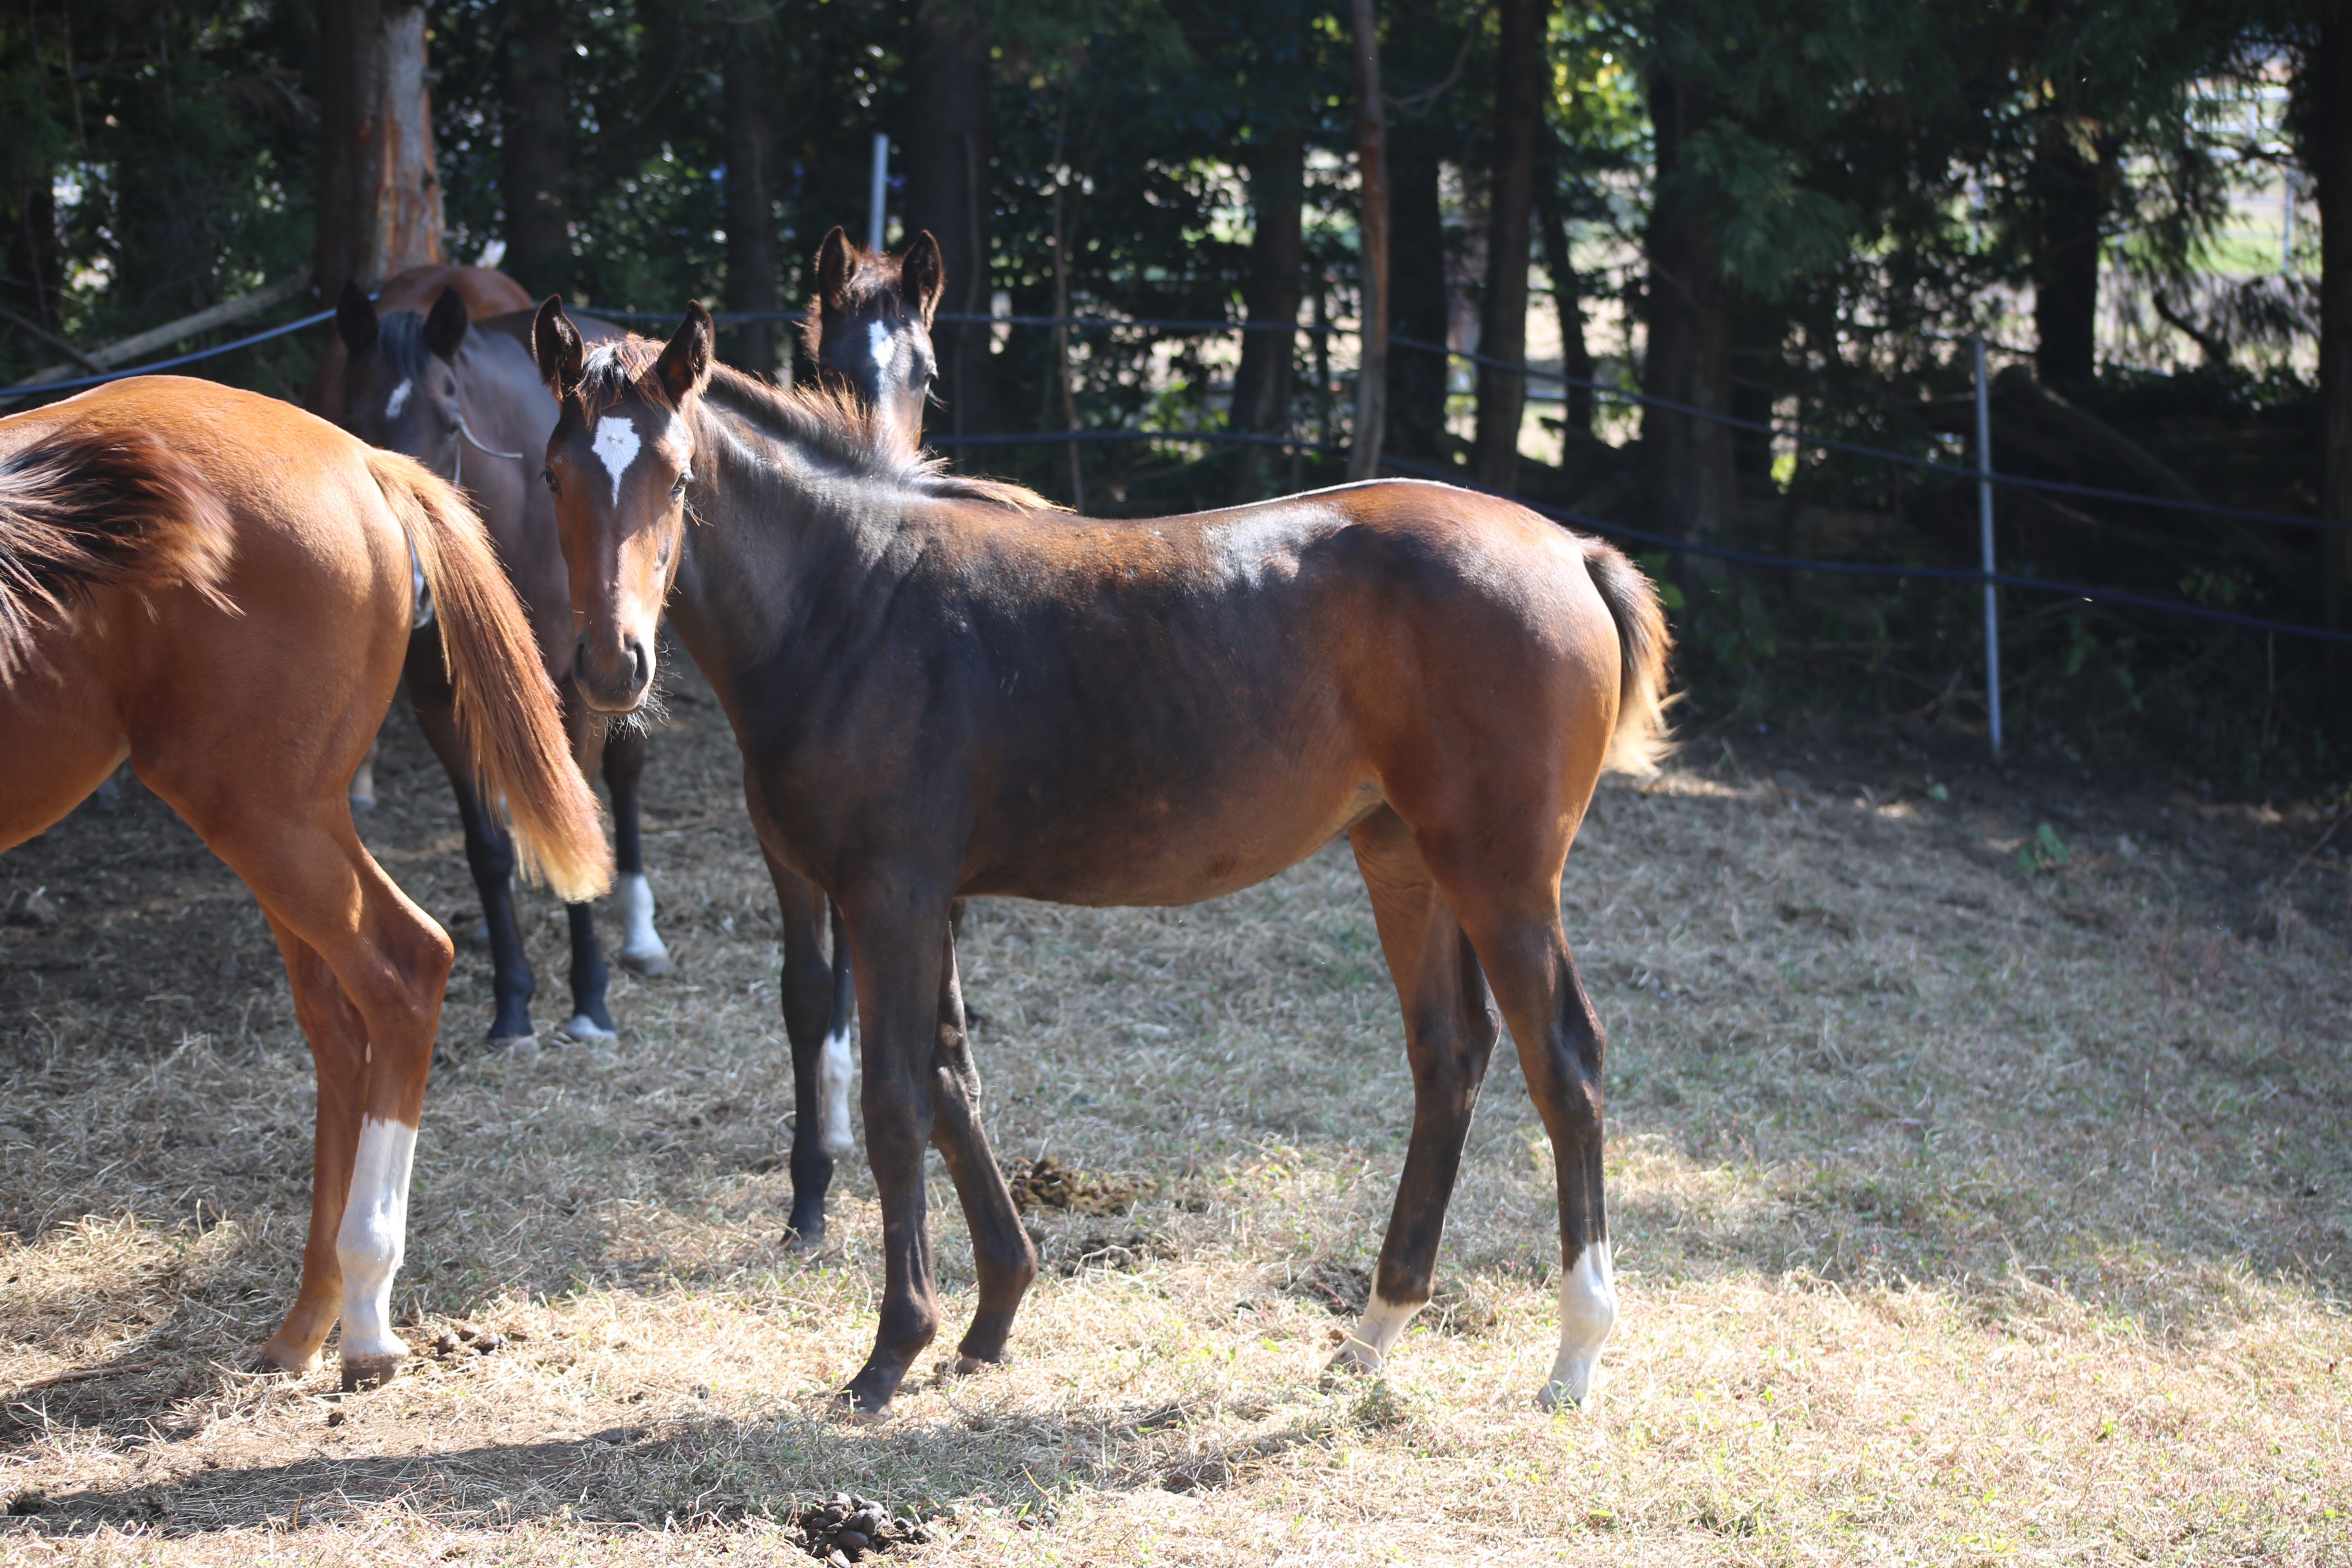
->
(409, 644, 537, 1043)
(924, 921, 1036, 1374)
(1330, 806, 1502, 1376)
(1432, 864, 1615, 1410)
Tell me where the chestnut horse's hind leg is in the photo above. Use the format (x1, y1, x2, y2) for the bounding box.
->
(925, 924, 1038, 1374)
(764, 851, 846, 1244)
(188, 816, 451, 1390)
(408, 646, 538, 1044)
(1433, 864, 1615, 1411)
(1330, 805, 1502, 1378)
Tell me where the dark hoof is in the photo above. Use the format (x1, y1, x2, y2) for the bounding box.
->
(780, 1223, 829, 1253)
(951, 1352, 1011, 1376)
(340, 1353, 403, 1392)
(832, 1388, 890, 1423)
(619, 950, 674, 977)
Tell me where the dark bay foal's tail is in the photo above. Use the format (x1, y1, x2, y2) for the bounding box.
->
(0, 428, 236, 676)
(365, 449, 612, 904)
(1579, 537, 1675, 777)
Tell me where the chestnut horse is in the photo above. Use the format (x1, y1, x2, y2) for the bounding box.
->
(328, 283, 675, 1044)
(530, 303, 1671, 1415)
(0, 376, 608, 1389)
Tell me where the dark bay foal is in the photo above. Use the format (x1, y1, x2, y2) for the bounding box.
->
(531, 302, 1672, 1416)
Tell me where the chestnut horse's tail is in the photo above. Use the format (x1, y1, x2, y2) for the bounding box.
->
(364, 449, 612, 903)
(0, 428, 236, 677)
(1579, 537, 1675, 777)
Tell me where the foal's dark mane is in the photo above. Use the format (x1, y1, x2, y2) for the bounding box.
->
(577, 336, 1053, 514)
(349, 310, 438, 389)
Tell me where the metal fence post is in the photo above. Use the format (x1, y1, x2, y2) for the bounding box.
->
(1973, 336, 2004, 764)
(867, 134, 891, 254)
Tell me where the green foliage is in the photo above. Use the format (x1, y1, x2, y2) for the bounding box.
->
(2016, 822, 2072, 874)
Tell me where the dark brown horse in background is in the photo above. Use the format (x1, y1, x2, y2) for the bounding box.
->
(803, 227, 942, 455)
(327, 282, 676, 1045)
(1, 376, 608, 1389)
(531, 302, 1672, 1416)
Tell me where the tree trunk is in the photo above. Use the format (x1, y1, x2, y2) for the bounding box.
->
(1643, 67, 1735, 566)
(1471, 0, 1548, 492)
(1229, 134, 1305, 502)
(3, 171, 60, 348)
(1385, 127, 1450, 461)
(501, 0, 572, 301)
(2315, 15, 2352, 662)
(1347, 0, 1389, 482)
(1535, 169, 1592, 438)
(903, 1, 997, 438)
(316, 0, 443, 294)
(723, 16, 781, 379)
(2032, 124, 2102, 394)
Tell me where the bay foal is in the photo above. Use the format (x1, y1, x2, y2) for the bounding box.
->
(530, 303, 1670, 1415)
(331, 284, 673, 1043)
(0, 377, 608, 1388)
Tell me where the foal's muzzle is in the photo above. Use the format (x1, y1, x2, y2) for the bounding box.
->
(574, 633, 653, 713)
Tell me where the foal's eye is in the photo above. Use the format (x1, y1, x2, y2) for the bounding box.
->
(541, 469, 558, 493)
(671, 472, 692, 499)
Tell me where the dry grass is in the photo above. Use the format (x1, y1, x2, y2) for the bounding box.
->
(2, 674, 2348, 1566)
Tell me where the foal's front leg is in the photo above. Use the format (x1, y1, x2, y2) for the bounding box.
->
(837, 881, 956, 1414)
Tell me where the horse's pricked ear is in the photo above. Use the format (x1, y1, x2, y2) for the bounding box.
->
(336, 281, 378, 356)
(423, 286, 469, 362)
(656, 302, 716, 403)
(532, 295, 584, 399)
(902, 231, 945, 324)
(817, 226, 854, 310)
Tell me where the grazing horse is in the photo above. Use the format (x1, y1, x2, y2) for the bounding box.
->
(330, 283, 674, 1044)
(0, 376, 609, 1389)
(802, 226, 942, 455)
(530, 302, 1672, 1415)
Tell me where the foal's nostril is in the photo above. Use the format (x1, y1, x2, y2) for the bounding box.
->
(628, 637, 650, 691)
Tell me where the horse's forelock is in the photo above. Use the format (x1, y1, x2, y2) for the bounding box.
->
(349, 310, 437, 396)
(572, 336, 681, 423)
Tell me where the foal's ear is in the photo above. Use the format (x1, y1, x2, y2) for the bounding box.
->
(816, 226, 854, 311)
(656, 302, 716, 404)
(336, 281, 378, 356)
(423, 286, 470, 363)
(902, 231, 945, 324)
(532, 295, 584, 400)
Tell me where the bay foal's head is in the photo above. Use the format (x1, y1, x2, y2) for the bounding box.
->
(337, 282, 471, 478)
(802, 226, 942, 454)
(530, 298, 713, 714)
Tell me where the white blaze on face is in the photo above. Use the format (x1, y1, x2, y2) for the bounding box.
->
(1541, 1239, 1617, 1410)
(818, 1025, 855, 1157)
(615, 870, 670, 967)
(385, 378, 413, 418)
(335, 1116, 418, 1369)
(593, 415, 642, 506)
(866, 319, 896, 384)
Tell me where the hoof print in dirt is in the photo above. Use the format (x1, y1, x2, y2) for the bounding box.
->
(1003, 1154, 1148, 1216)
(791, 1492, 930, 1561)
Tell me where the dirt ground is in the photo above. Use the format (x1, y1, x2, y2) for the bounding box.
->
(2, 657, 2348, 1566)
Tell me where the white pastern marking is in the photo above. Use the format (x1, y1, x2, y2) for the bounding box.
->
(817, 1026, 855, 1157)
(615, 871, 670, 965)
(592, 415, 642, 506)
(1542, 1239, 1617, 1409)
(385, 378, 412, 419)
(334, 1117, 418, 1366)
(1335, 1290, 1425, 1370)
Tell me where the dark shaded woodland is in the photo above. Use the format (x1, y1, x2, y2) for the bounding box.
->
(3, 0, 2348, 786)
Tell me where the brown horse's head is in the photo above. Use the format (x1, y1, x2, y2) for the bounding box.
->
(530, 297, 712, 714)
(337, 282, 472, 475)
(801, 226, 942, 455)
